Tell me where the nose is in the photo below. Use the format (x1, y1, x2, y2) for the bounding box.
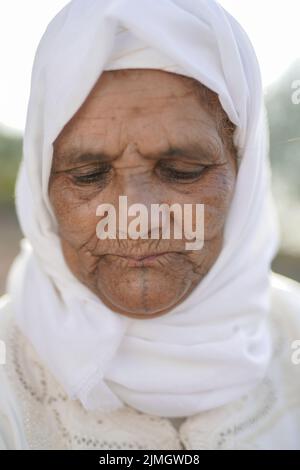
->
(111, 149, 167, 239)
(114, 146, 163, 208)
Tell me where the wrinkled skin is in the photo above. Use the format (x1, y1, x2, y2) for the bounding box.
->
(49, 69, 237, 319)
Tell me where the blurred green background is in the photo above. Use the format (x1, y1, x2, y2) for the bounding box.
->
(0, 60, 300, 294)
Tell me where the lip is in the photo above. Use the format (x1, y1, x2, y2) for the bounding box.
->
(114, 252, 173, 267)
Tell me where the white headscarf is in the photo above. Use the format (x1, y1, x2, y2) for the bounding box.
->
(7, 0, 279, 418)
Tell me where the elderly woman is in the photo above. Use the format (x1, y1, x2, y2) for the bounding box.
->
(0, 0, 299, 450)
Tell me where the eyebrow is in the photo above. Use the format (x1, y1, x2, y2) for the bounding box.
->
(54, 139, 224, 166)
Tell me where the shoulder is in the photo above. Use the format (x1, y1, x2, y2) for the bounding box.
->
(260, 272, 300, 449)
(182, 273, 300, 450)
(0, 295, 28, 449)
(269, 272, 300, 379)
(271, 271, 300, 305)
(270, 272, 300, 335)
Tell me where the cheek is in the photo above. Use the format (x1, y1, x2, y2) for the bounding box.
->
(177, 165, 236, 241)
(48, 176, 102, 247)
(173, 165, 235, 276)
(203, 169, 236, 239)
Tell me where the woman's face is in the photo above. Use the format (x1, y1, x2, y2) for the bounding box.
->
(49, 69, 237, 319)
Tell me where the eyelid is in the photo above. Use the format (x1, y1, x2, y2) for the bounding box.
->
(71, 170, 112, 187)
(155, 161, 206, 183)
(158, 154, 217, 167)
(156, 158, 207, 170)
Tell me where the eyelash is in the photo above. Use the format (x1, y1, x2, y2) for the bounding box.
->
(71, 162, 206, 186)
(156, 162, 206, 182)
(72, 165, 111, 185)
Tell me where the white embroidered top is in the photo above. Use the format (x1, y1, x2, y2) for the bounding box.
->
(0, 272, 300, 450)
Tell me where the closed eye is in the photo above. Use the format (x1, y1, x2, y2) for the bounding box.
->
(155, 160, 206, 183)
(70, 163, 112, 185)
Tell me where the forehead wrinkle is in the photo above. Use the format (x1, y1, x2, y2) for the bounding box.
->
(52, 132, 224, 167)
(52, 80, 228, 167)
(53, 107, 225, 166)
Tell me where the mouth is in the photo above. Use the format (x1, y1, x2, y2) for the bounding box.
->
(107, 251, 177, 267)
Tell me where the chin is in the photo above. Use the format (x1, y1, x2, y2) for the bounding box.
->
(94, 262, 193, 319)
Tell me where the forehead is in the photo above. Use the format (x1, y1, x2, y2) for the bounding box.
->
(53, 69, 223, 156)
(80, 68, 203, 107)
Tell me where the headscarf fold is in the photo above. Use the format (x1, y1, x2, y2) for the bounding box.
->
(7, 0, 279, 417)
